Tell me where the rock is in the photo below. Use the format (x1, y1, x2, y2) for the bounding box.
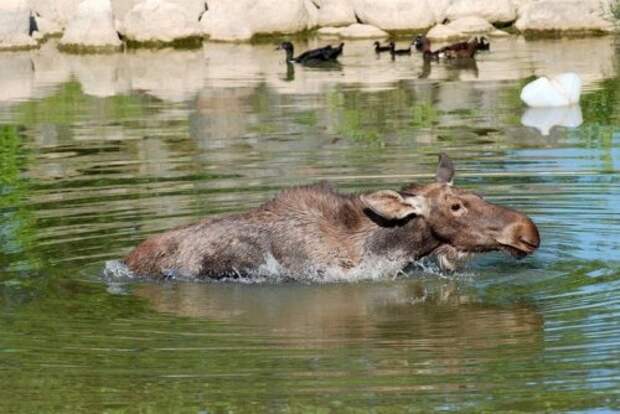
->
(110, 0, 139, 26)
(0, 0, 37, 50)
(200, 3, 253, 41)
(32, 15, 64, 37)
(489, 29, 510, 37)
(305, 0, 319, 29)
(113, 0, 206, 23)
(338, 23, 389, 38)
(521, 105, 582, 135)
(317, 23, 388, 38)
(445, 16, 495, 34)
(510, 0, 531, 15)
(201, 0, 316, 41)
(53, 0, 82, 27)
(59, 0, 122, 51)
(446, 0, 516, 24)
(317, 26, 344, 36)
(30, 0, 81, 34)
(426, 24, 464, 41)
(312, 0, 356, 27)
(123, 0, 203, 44)
(426, 17, 494, 40)
(428, 0, 452, 23)
(520, 73, 582, 107)
(515, 0, 614, 33)
(353, 0, 436, 31)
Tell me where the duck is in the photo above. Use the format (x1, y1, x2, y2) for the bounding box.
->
(414, 35, 479, 60)
(520, 73, 582, 107)
(474, 36, 490, 51)
(324, 42, 344, 60)
(413, 36, 439, 61)
(276, 41, 343, 64)
(389, 41, 412, 56)
(373, 41, 391, 53)
(442, 39, 478, 59)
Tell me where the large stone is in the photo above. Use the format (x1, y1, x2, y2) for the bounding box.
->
(112, 0, 206, 32)
(426, 16, 494, 41)
(317, 26, 344, 36)
(312, 0, 356, 27)
(510, 0, 531, 15)
(201, 0, 316, 41)
(0, 0, 37, 50)
(318, 23, 388, 38)
(30, 0, 81, 34)
(428, 0, 452, 23)
(353, 0, 436, 31)
(59, 0, 122, 51)
(446, 0, 516, 23)
(339, 23, 388, 38)
(123, 0, 203, 43)
(446, 16, 495, 33)
(515, 0, 614, 32)
(305, 0, 319, 29)
(489, 29, 510, 37)
(32, 15, 64, 37)
(426, 24, 464, 41)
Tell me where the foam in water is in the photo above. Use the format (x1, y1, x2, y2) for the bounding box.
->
(103, 259, 137, 281)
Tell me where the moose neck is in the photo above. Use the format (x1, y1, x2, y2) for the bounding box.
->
(364, 213, 441, 261)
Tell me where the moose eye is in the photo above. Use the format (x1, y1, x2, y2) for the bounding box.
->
(451, 203, 461, 212)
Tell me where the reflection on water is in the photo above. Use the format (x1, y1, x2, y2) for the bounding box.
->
(521, 105, 583, 135)
(135, 280, 543, 348)
(0, 35, 619, 412)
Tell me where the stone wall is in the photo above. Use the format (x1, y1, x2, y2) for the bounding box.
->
(0, 0, 617, 50)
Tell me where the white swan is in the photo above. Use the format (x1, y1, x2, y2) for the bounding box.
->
(520, 73, 582, 107)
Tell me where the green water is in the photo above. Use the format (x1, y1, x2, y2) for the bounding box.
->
(1, 36, 619, 412)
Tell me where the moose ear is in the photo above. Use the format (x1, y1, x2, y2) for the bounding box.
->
(435, 152, 455, 185)
(360, 190, 429, 220)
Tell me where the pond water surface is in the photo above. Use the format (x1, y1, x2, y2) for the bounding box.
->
(1, 35, 619, 412)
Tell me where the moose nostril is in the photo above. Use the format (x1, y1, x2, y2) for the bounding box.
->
(520, 236, 539, 248)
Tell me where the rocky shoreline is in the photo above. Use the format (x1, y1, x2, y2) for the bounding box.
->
(0, 0, 617, 51)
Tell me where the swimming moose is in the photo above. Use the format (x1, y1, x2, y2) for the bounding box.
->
(125, 154, 540, 280)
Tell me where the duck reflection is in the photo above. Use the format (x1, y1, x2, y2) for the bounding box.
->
(418, 58, 479, 80)
(134, 279, 543, 352)
(280, 59, 343, 82)
(284, 61, 295, 82)
(445, 57, 479, 79)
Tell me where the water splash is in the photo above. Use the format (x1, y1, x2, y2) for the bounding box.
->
(102, 254, 475, 285)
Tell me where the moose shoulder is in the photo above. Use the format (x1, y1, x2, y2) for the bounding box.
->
(125, 154, 540, 279)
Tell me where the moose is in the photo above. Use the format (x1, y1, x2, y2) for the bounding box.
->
(125, 154, 540, 280)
